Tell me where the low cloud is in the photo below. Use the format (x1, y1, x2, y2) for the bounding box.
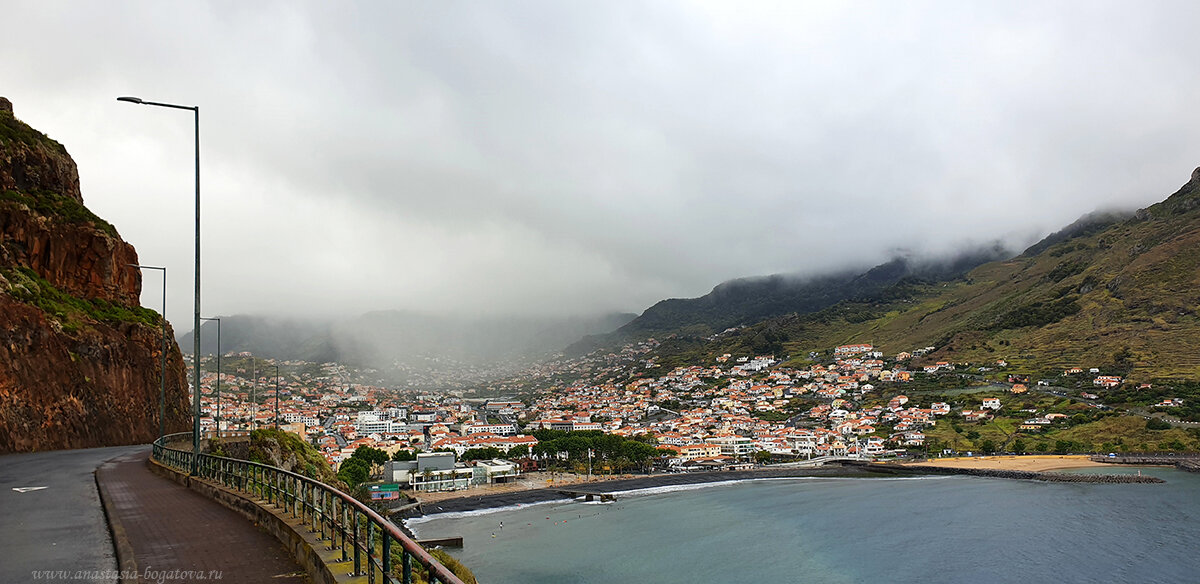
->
(3, 1, 1198, 330)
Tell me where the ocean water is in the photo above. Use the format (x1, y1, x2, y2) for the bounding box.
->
(409, 467, 1200, 584)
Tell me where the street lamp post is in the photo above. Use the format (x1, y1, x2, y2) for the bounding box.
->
(129, 264, 166, 440)
(201, 317, 221, 438)
(119, 95, 202, 472)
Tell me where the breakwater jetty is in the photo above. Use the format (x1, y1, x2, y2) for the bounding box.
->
(846, 461, 1164, 483)
(1091, 454, 1200, 473)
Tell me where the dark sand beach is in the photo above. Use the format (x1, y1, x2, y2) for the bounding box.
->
(407, 465, 881, 516)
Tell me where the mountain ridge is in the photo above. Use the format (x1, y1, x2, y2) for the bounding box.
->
(567, 244, 1013, 356)
(646, 166, 1200, 382)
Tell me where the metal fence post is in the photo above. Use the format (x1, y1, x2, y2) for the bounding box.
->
(382, 533, 391, 579)
(367, 520, 375, 584)
(341, 500, 349, 563)
(353, 510, 361, 575)
(311, 484, 319, 533)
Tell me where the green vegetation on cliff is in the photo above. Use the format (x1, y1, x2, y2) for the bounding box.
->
(0, 110, 68, 155)
(1, 189, 118, 237)
(233, 427, 340, 484)
(1, 266, 159, 330)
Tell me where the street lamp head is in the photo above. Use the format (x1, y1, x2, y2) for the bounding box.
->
(117, 96, 144, 104)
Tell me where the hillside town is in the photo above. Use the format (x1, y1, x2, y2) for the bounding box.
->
(189, 337, 1184, 494)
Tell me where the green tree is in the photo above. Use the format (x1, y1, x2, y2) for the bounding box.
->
(351, 445, 389, 466)
(392, 449, 418, 462)
(337, 458, 370, 488)
(754, 450, 773, 464)
(621, 441, 659, 472)
(507, 445, 530, 458)
(1160, 439, 1187, 451)
(1011, 438, 1027, 455)
(978, 439, 997, 454)
(1146, 418, 1172, 431)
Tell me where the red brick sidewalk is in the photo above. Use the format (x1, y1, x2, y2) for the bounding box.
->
(97, 449, 307, 583)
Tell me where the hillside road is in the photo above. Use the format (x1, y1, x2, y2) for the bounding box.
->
(0, 444, 146, 584)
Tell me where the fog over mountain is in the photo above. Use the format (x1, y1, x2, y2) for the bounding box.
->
(4, 2, 1200, 333)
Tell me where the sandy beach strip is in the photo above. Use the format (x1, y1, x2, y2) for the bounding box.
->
(902, 455, 1113, 472)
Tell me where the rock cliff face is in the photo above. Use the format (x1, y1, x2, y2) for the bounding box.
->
(0, 97, 82, 202)
(0, 98, 189, 453)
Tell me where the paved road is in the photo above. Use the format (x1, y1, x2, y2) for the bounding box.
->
(0, 444, 147, 584)
(98, 450, 305, 583)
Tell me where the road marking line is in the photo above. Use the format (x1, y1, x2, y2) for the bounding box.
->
(12, 486, 48, 493)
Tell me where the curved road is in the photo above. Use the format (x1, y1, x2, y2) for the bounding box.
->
(0, 444, 146, 584)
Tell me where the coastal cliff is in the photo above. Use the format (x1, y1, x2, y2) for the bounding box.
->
(0, 97, 189, 453)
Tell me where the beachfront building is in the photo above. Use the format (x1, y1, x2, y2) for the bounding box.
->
(409, 453, 473, 492)
(864, 437, 886, 456)
(706, 435, 755, 459)
(471, 459, 521, 485)
(678, 443, 722, 462)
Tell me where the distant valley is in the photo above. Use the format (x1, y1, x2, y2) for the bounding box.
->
(181, 311, 635, 384)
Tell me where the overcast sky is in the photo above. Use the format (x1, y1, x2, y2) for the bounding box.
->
(4, 1, 1199, 331)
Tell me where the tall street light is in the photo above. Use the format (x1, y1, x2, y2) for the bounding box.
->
(119, 95, 201, 471)
(201, 317, 221, 439)
(129, 264, 166, 440)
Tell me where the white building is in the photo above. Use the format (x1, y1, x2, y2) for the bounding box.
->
(706, 435, 755, 458)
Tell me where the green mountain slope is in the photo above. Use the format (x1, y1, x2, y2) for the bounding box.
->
(568, 246, 1010, 356)
(675, 167, 1200, 382)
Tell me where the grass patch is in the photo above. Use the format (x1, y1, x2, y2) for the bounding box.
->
(1, 190, 118, 238)
(243, 427, 340, 484)
(0, 110, 68, 155)
(2, 266, 158, 329)
(1052, 415, 1200, 452)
